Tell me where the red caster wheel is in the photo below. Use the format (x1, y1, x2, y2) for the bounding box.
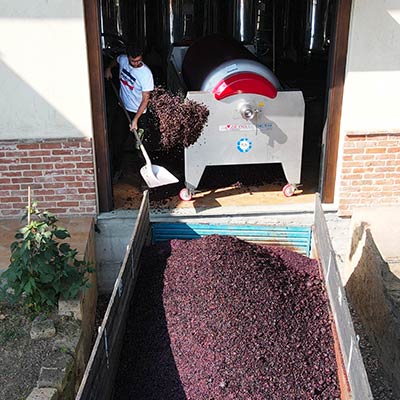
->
(282, 183, 296, 197)
(179, 188, 193, 201)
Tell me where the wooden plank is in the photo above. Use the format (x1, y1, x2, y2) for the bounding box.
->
(313, 194, 373, 399)
(76, 191, 150, 399)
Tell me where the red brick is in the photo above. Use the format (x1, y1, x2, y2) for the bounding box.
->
(65, 181, 82, 188)
(42, 156, 63, 163)
(28, 150, 50, 157)
(53, 150, 74, 155)
(40, 143, 62, 149)
(2, 197, 23, 203)
(364, 173, 385, 179)
(366, 147, 386, 154)
(0, 184, 19, 190)
(45, 195, 66, 201)
(16, 143, 40, 150)
(77, 187, 95, 194)
(63, 156, 82, 162)
(63, 141, 81, 148)
(47, 208, 67, 214)
(9, 164, 31, 171)
(388, 147, 400, 153)
(375, 153, 395, 160)
(52, 176, 74, 182)
(2, 151, 28, 158)
(352, 168, 368, 173)
(386, 173, 400, 178)
(375, 167, 394, 173)
(353, 154, 375, 161)
(31, 164, 54, 170)
(2, 171, 22, 177)
(357, 180, 373, 185)
(23, 170, 43, 177)
(341, 173, 363, 180)
(55, 188, 79, 195)
(345, 135, 364, 141)
(342, 161, 364, 168)
(386, 160, 400, 166)
(34, 189, 55, 196)
(22, 157, 42, 163)
(344, 148, 364, 154)
(376, 140, 398, 147)
(73, 149, 92, 155)
(343, 155, 353, 162)
(12, 177, 33, 184)
(12, 202, 28, 209)
(339, 186, 356, 193)
(56, 201, 79, 207)
(79, 201, 96, 207)
(80, 140, 93, 148)
(1, 209, 21, 216)
(76, 175, 95, 182)
(54, 163, 76, 169)
(45, 183, 64, 189)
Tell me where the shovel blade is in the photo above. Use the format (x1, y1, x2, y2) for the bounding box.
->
(140, 164, 179, 188)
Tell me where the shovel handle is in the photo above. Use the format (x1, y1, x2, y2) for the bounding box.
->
(109, 80, 152, 167)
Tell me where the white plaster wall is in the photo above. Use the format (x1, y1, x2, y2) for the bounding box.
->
(334, 0, 400, 203)
(0, 1, 93, 139)
(341, 0, 400, 133)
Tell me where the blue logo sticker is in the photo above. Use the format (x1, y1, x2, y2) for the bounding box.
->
(237, 138, 253, 153)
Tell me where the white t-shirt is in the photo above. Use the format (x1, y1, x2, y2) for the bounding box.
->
(117, 54, 154, 113)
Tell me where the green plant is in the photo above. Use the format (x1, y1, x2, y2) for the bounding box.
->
(0, 202, 94, 312)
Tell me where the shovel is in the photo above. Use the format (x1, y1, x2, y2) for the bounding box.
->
(110, 81, 179, 188)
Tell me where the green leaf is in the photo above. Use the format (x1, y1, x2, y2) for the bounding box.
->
(54, 229, 70, 239)
(2, 201, 93, 311)
(59, 243, 71, 254)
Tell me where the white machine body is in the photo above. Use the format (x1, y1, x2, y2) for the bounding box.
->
(167, 44, 305, 198)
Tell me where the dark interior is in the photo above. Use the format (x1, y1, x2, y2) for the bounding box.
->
(99, 0, 336, 207)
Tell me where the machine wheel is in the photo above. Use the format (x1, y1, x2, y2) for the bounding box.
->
(179, 188, 193, 201)
(282, 183, 296, 197)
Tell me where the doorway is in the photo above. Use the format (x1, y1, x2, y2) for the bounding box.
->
(84, 0, 352, 212)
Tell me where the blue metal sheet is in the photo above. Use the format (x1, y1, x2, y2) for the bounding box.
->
(151, 223, 312, 256)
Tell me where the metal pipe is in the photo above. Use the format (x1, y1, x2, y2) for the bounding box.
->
(272, 0, 276, 72)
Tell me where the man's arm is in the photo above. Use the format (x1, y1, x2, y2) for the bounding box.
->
(131, 91, 151, 131)
(105, 58, 118, 80)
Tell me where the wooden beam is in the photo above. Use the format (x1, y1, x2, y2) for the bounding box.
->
(83, 0, 114, 212)
(322, 0, 352, 203)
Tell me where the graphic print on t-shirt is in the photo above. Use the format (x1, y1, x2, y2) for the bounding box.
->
(117, 54, 154, 112)
(120, 68, 136, 90)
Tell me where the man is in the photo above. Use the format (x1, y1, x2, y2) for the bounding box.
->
(105, 44, 154, 182)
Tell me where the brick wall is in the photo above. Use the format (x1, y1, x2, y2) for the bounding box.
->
(339, 133, 400, 216)
(0, 138, 97, 218)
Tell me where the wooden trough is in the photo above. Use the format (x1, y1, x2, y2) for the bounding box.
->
(76, 192, 372, 400)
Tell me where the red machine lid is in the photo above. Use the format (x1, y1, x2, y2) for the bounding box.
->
(212, 72, 278, 100)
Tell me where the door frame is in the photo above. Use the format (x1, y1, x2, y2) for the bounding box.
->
(321, 0, 353, 203)
(83, 0, 113, 212)
(83, 0, 353, 210)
